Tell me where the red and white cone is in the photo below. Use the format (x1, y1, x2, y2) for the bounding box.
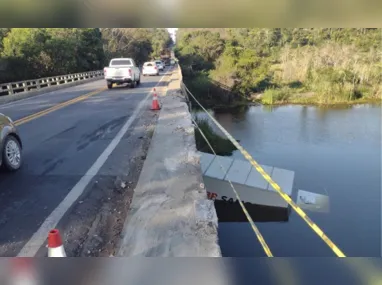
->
(151, 88, 161, 110)
(9, 258, 38, 285)
(48, 229, 66, 257)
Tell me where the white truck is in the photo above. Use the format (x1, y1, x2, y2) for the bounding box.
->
(104, 58, 141, 89)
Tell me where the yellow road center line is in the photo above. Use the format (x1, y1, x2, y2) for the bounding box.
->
(14, 88, 106, 126)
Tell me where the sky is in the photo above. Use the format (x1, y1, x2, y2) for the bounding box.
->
(167, 28, 178, 42)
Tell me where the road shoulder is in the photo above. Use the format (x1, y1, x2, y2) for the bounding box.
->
(38, 106, 160, 257)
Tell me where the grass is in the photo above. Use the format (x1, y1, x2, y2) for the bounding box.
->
(261, 87, 291, 105)
(147, 127, 155, 139)
(259, 84, 382, 106)
(194, 117, 236, 156)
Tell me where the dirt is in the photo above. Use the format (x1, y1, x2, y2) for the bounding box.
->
(48, 109, 159, 257)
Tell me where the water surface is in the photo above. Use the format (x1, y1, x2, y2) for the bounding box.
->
(195, 104, 381, 257)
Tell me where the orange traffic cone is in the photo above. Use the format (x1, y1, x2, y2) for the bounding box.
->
(151, 88, 161, 110)
(48, 229, 66, 257)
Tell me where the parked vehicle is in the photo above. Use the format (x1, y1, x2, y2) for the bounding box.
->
(155, 60, 164, 71)
(104, 58, 141, 89)
(0, 113, 22, 171)
(142, 62, 159, 76)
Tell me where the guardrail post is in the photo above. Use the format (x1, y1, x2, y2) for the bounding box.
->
(64, 76, 68, 84)
(36, 80, 41, 89)
(23, 82, 28, 92)
(7, 84, 14, 95)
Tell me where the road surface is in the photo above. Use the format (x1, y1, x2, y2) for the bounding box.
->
(0, 69, 172, 257)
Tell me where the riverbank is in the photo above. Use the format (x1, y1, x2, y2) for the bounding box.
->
(186, 79, 381, 109)
(194, 117, 236, 156)
(250, 87, 382, 106)
(252, 87, 382, 106)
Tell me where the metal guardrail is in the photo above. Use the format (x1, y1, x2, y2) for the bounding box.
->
(0, 70, 104, 96)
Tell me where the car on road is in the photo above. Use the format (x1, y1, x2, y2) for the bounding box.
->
(163, 58, 171, 66)
(155, 60, 164, 71)
(142, 61, 159, 76)
(104, 58, 141, 89)
(0, 113, 22, 171)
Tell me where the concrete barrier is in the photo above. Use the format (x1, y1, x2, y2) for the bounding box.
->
(117, 66, 221, 257)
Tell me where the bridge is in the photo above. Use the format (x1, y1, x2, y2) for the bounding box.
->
(0, 61, 345, 259)
(2, 56, 382, 285)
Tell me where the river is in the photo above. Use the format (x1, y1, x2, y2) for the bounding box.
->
(194, 104, 381, 257)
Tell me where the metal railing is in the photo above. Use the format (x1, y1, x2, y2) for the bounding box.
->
(0, 70, 104, 96)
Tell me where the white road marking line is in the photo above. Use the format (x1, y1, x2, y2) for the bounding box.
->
(17, 71, 170, 257)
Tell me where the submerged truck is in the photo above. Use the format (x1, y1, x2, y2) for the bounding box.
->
(104, 58, 141, 89)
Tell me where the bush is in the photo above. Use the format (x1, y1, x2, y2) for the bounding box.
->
(262, 87, 291, 104)
(177, 29, 381, 106)
(194, 117, 236, 156)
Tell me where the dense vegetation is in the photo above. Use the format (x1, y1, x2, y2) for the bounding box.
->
(0, 28, 172, 84)
(194, 117, 236, 156)
(175, 28, 381, 106)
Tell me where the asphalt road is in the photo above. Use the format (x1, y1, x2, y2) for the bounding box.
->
(0, 69, 171, 257)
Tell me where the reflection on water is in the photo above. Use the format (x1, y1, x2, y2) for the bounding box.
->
(262, 105, 280, 113)
(196, 104, 381, 257)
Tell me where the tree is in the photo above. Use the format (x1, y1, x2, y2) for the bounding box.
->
(0, 28, 172, 83)
(176, 28, 381, 105)
(101, 28, 171, 65)
(0, 28, 10, 52)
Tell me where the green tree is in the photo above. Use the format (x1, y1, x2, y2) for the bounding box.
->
(176, 28, 381, 106)
(0, 28, 171, 83)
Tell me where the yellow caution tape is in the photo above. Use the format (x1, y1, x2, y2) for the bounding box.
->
(192, 116, 273, 257)
(184, 83, 346, 257)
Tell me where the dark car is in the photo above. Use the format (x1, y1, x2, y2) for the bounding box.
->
(164, 59, 171, 66)
(0, 113, 22, 171)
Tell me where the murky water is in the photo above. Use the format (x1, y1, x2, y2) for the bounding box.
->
(194, 104, 381, 257)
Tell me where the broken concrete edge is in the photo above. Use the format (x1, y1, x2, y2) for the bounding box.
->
(116, 69, 222, 257)
(0, 76, 103, 105)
